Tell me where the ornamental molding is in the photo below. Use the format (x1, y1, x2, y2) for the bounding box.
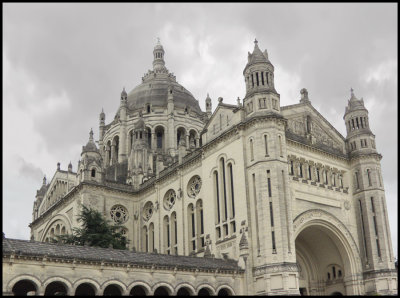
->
(253, 262, 299, 275)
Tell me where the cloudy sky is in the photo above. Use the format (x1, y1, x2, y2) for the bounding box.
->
(3, 3, 397, 257)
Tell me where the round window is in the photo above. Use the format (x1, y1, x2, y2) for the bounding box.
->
(163, 190, 177, 210)
(143, 201, 154, 221)
(187, 176, 202, 198)
(110, 205, 129, 224)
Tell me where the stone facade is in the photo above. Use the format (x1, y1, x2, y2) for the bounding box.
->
(4, 39, 397, 296)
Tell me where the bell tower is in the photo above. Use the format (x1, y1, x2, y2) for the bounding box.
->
(242, 40, 296, 295)
(344, 89, 396, 295)
(243, 39, 280, 116)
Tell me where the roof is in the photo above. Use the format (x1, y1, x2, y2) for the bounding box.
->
(3, 238, 242, 272)
(127, 79, 202, 114)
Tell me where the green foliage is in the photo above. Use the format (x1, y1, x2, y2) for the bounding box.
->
(55, 205, 128, 249)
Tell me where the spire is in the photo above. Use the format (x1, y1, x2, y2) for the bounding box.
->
(68, 161, 72, 172)
(43, 176, 47, 185)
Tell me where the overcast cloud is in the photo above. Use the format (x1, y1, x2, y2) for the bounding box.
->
(3, 3, 397, 258)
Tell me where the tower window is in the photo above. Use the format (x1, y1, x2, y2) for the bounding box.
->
(290, 161, 294, 175)
(360, 117, 364, 128)
(299, 163, 303, 178)
(251, 74, 254, 87)
(261, 72, 265, 85)
(250, 139, 254, 161)
(356, 117, 360, 129)
(256, 72, 259, 86)
(367, 169, 372, 186)
(267, 170, 272, 197)
(147, 105, 151, 113)
(91, 169, 96, 177)
(266, 72, 269, 85)
(355, 172, 360, 189)
(264, 135, 268, 155)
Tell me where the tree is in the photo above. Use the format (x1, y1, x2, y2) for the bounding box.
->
(53, 205, 128, 249)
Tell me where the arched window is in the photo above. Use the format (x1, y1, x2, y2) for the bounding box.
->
(149, 223, 154, 252)
(171, 212, 178, 254)
(213, 171, 220, 225)
(299, 163, 303, 178)
(188, 204, 195, 252)
(316, 168, 320, 182)
(220, 158, 228, 222)
(142, 225, 148, 252)
(196, 200, 205, 248)
(290, 160, 294, 175)
(355, 172, 360, 189)
(264, 135, 269, 155)
(91, 169, 96, 178)
(147, 104, 151, 113)
(227, 163, 236, 219)
(278, 135, 283, 157)
(250, 139, 254, 161)
(163, 215, 170, 254)
(367, 169, 372, 186)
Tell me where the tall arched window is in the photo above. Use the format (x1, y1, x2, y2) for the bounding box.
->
(188, 203, 196, 252)
(278, 135, 283, 157)
(250, 139, 254, 161)
(213, 171, 220, 225)
(149, 223, 154, 252)
(264, 135, 269, 156)
(91, 169, 96, 178)
(171, 212, 177, 254)
(227, 163, 236, 219)
(142, 226, 148, 252)
(163, 215, 170, 254)
(196, 200, 205, 248)
(355, 172, 360, 189)
(367, 169, 372, 186)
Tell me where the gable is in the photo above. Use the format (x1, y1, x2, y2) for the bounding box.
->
(282, 103, 346, 154)
(203, 103, 241, 144)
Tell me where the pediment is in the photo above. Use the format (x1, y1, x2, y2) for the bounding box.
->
(283, 103, 346, 154)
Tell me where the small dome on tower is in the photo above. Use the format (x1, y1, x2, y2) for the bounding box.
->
(82, 128, 99, 153)
(154, 38, 164, 51)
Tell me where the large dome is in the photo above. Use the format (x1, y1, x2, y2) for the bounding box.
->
(127, 77, 202, 114)
(126, 40, 202, 114)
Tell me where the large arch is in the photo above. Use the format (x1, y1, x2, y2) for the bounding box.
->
(73, 278, 101, 296)
(152, 282, 174, 296)
(127, 281, 151, 296)
(8, 275, 41, 296)
(100, 280, 127, 296)
(197, 284, 216, 296)
(175, 283, 196, 296)
(40, 214, 72, 242)
(293, 210, 363, 296)
(215, 285, 235, 296)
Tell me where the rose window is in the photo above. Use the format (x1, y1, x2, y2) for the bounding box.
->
(188, 176, 202, 198)
(143, 201, 154, 221)
(110, 205, 129, 224)
(163, 190, 177, 210)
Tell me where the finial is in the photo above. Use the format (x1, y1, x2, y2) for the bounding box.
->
(350, 87, 354, 95)
(43, 176, 47, 185)
(57, 162, 60, 171)
(254, 38, 258, 44)
(157, 37, 160, 44)
(101, 107, 104, 113)
(89, 128, 94, 140)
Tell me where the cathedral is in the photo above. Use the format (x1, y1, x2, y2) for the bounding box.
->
(3, 39, 397, 296)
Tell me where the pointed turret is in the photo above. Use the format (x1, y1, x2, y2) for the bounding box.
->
(243, 39, 280, 116)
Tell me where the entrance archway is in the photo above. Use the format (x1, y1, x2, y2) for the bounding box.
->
(293, 210, 363, 296)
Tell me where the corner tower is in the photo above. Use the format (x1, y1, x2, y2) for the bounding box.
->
(344, 89, 396, 295)
(242, 40, 296, 295)
(243, 39, 280, 116)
